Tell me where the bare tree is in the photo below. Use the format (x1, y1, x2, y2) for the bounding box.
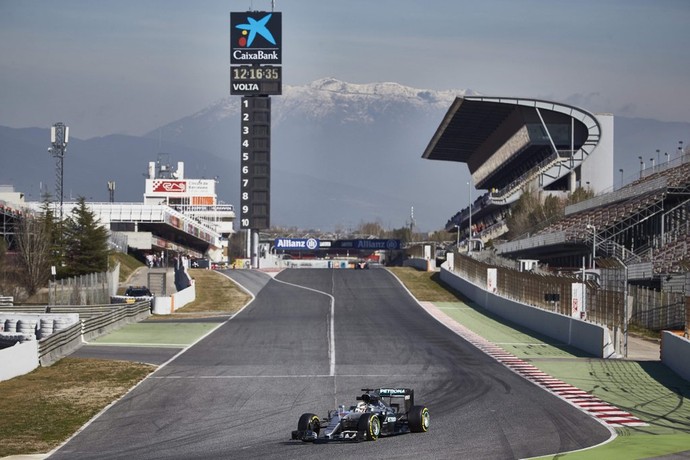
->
(16, 215, 52, 296)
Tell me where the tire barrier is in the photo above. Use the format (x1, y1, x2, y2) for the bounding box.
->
(1, 300, 150, 368)
(16, 319, 37, 341)
(39, 318, 54, 339)
(4, 319, 17, 333)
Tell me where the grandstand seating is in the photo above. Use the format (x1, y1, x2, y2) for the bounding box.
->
(497, 155, 690, 279)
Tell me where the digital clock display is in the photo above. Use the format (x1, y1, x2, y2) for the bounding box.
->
(230, 65, 282, 95)
(232, 66, 280, 80)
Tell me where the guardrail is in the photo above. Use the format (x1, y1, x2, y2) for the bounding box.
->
(0, 296, 13, 306)
(38, 321, 82, 366)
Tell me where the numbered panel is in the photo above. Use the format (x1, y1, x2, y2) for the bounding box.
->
(240, 96, 271, 230)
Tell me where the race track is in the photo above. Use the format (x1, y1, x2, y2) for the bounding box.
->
(49, 268, 611, 459)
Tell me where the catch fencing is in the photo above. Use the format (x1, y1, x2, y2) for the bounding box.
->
(453, 253, 687, 332)
(48, 270, 114, 306)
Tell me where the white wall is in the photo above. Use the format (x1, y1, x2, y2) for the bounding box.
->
(0, 341, 38, 382)
(440, 265, 613, 358)
(581, 113, 614, 193)
(661, 332, 690, 382)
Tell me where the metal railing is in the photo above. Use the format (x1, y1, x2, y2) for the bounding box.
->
(453, 252, 687, 332)
(48, 272, 110, 306)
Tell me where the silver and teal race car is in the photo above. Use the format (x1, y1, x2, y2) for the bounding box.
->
(291, 388, 430, 442)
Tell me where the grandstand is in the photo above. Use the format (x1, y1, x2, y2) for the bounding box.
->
(423, 96, 613, 246)
(496, 155, 690, 283)
(422, 96, 688, 334)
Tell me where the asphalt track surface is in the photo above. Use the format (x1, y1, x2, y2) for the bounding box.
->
(49, 268, 611, 459)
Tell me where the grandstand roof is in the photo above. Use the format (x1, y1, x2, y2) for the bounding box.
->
(423, 96, 599, 163)
(422, 97, 515, 163)
(422, 96, 605, 201)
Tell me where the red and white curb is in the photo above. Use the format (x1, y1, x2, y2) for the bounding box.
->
(420, 302, 647, 428)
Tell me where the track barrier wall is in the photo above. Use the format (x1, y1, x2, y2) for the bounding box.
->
(0, 340, 38, 381)
(153, 282, 195, 315)
(440, 263, 614, 358)
(661, 331, 690, 382)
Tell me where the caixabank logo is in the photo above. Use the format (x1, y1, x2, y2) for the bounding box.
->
(230, 12, 282, 65)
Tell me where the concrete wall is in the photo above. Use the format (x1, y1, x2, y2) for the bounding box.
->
(440, 266, 614, 358)
(153, 282, 196, 315)
(0, 340, 38, 381)
(581, 113, 614, 194)
(403, 258, 435, 272)
(661, 331, 690, 382)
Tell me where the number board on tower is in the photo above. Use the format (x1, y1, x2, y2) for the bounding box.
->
(240, 96, 271, 230)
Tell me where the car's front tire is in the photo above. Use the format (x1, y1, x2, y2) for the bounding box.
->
(408, 405, 430, 432)
(357, 413, 381, 441)
(297, 413, 320, 441)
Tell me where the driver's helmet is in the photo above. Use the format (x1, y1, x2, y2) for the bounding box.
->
(354, 402, 367, 413)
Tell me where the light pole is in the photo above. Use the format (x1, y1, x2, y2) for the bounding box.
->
(680, 141, 684, 159)
(586, 223, 596, 269)
(454, 224, 460, 248)
(107, 181, 116, 203)
(656, 149, 660, 166)
(665, 152, 669, 164)
(650, 157, 655, 170)
(619, 168, 624, 189)
(639, 156, 644, 178)
(467, 181, 472, 254)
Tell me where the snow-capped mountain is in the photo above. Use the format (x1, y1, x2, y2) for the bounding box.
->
(2, 79, 688, 232)
(143, 78, 477, 231)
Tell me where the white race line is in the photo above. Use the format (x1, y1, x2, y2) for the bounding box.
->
(85, 342, 186, 348)
(271, 276, 336, 377)
(150, 373, 419, 379)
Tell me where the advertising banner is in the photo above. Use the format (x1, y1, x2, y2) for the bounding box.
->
(571, 283, 586, 319)
(332, 239, 401, 250)
(230, 12, 282, 65)
(487, 268, 498, 293)
(274, 238, 319, 251)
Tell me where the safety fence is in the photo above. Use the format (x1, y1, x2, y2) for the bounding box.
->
(453, 253, 690, 334)
(48, 270, 114, 306)
(627, 285, 687, 331)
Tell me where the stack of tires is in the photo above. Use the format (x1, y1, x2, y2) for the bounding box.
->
(16, 319, 37, 341)
(39, 318, 55, 339)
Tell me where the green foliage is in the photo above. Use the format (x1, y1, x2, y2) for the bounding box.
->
(567, 186, 595, 205)
(506, 187, 594, 239)
(61, 197, 110, 278)
(389, 226, 412, 243)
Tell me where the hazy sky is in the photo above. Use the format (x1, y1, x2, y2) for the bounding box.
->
(1, 0, 689, 139)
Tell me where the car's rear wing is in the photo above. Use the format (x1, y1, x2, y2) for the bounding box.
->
(361, 388, 415, 411)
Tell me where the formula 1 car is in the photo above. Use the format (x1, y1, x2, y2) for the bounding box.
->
(291, 388, 429, 442)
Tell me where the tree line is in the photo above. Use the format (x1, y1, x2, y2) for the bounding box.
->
(0, 197, 109, 300)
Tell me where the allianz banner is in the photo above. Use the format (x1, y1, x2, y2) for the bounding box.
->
(332, 239, 401, 250)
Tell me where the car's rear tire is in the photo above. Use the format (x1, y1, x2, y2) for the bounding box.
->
(357, 413, 381, 441)
(297, 413, 320, 441)
(408, 405, 430, 432)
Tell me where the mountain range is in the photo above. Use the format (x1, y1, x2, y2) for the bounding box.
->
(1, 78, 688, 232)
